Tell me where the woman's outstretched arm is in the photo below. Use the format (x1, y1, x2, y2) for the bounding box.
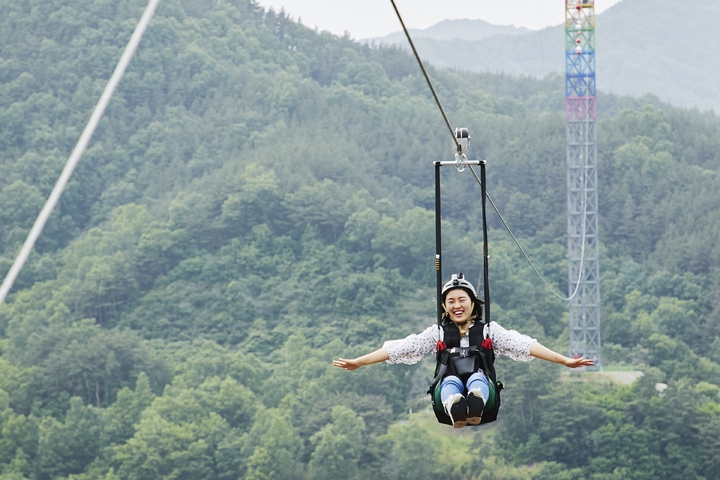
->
(530, 342, 594, 368)
(333, 346, 390, 371)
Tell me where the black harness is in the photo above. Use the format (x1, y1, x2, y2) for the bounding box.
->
(428, 321, 503, 425)
(432, 140, 500, 425)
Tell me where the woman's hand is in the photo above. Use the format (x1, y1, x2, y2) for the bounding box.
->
(564, 356, 595, 368)
(530, 342, 595, 368)
(333, 358, 362, 370)
(333, 347, 389, 371)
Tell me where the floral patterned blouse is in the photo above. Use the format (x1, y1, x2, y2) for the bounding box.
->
(383, 321, 536, 365)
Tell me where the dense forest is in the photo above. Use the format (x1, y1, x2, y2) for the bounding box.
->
(0, 0, 719, 479)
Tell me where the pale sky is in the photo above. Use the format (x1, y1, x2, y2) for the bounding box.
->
(255, 0, 624, 39)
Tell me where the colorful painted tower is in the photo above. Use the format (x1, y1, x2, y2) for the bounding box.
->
(565, 0, 601, 369)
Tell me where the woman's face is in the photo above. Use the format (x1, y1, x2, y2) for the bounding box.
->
(444, 289, 473, 324)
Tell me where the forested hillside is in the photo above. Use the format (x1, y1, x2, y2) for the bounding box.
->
(0, 1, 719, 479)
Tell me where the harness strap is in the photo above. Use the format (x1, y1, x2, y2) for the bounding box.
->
(427, 351, 448, 393)
(480, 162, 491, 324)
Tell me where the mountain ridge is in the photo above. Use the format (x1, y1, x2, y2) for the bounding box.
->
(365, 17, 531, 44)
(367, 0, 720, 111)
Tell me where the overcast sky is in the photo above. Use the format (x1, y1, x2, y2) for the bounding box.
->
(255, 0, 624, 39)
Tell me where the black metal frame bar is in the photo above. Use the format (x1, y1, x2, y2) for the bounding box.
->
(434, 160, 490, 327)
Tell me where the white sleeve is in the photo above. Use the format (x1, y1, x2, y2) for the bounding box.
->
(383, 325, 439, 365)
(488, 321, 536, 362)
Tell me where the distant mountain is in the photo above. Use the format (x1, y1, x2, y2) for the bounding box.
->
(367, 18, 530, 44)
(367, 0, 720, 112)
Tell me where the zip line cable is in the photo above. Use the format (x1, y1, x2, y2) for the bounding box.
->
(0, 0, 162, 306)
(466, 165, 586, 302)
(389, 0, 459, 152)
(388, 0, 592, 303)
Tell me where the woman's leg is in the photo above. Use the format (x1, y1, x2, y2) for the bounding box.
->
(440, 375, 467, 428)
(465, 371, 489, 425)
(466, 372, 490, 400)
(440, 375, 464, 402)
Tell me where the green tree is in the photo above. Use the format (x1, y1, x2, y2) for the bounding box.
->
(102, 372, 155, 446)
(242, 409, 303, 480)
(371, 207, 434, 280)
(307, 405, 366, 480)
(285, 179, 352, 242)
(219, 166, 284, 237)
(0, 389, 37, 479)
(36, 397, 103, 479)
(20, 319, 166, 412)
(0, 180, 45, 254)
(112, 389, 233, 479)
(378, 421, 444, 480)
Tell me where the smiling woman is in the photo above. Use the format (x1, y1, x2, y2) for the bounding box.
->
(333, 273, 594, 428)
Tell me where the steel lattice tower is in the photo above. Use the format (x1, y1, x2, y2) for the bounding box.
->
(565, 0, 600, 368)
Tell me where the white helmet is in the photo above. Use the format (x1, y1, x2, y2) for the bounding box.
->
(441, 273, 481, 303)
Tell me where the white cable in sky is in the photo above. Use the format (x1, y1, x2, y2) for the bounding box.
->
(0, 0, 162, 306)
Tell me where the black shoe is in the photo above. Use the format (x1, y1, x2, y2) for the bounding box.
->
(466, 389, 485, 425)
(444, 393, 467, 428)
